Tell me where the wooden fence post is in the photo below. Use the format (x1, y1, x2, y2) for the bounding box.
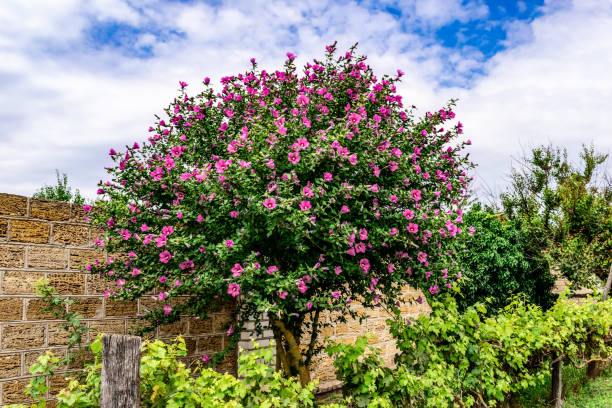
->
(551, 353, 563, 408)
(101, 334, 141, 408)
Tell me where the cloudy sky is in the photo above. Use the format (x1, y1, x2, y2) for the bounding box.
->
(1, 0, 610, 200)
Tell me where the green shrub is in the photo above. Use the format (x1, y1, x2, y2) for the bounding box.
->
(453, 204, 556, 313)
(328, 295, 612, 407)
(12, 336, 344, 408)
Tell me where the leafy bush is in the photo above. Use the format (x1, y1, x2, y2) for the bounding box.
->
(12, 336, 344, 408)
(452, 204, 556, 313)
(328, 295, 612, 407)
(88, 43, 472, 383)
(33, 170, 85, 204)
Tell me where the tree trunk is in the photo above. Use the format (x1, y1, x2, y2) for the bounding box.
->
(271, 317, 311, 387)
(101, 334, 141, 408)
(551, 354, 563, 408)
(587, 263, 612, 378)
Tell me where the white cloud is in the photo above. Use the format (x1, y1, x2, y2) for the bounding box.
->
(0, 0, 610, 202)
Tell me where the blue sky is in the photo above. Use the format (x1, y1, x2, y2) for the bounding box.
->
(0, 0, 610, 199)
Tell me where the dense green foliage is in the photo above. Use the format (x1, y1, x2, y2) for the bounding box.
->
(328, 295, 612, 407)
(453, 204, 556, 312)
(12, 336, 345, 408)
(33, 170, 85, 204)
(89, 44, 472, 383)
(501, 144, 611, 288)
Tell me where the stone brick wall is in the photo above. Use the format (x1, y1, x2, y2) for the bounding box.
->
(0, 192, 430, 404)
(0, 193, 236, 406)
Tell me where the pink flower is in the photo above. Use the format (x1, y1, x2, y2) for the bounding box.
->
(469, 226, 475, 236)
(174, 279, 181, 287)
(355, 242, 366, 253)
(323, 172, 333, 182)
(299, 200, 312, 211)
(411, 189, 422, 201)
(117, 279, 126, 287)
(120, 229, 131, 240)
(140, 223, 149, 232)
(230, 211, 239, 218)
(417, 252, 428, 263)
(288, 151, 301, 164)
(155, 235, 167, 247)
(158, 291, 168, 301)
(334, 266, 342, 275)
(228, 283, 240, 297)
(159, 250, 171, 263)
(296, 93, 310, 105)
(232, 263, 243, 277)
(267, 159, 275, 169)
(82, 205, 92, 212)
(162, 225, 174, 235)
(202, 355, 210, 362)
(306, 302, 313, 310)
(348, 153, 357, 165)
(297, 280, 308, 293)
(277, 290, 288, 299)
(225, 239, 234, 248)
(389, 228, 398, 236)
(340, 205, 350, 214)
(263, 198, 277, 209)
(267, 265, 278, 274)
(159, 276, 167, 284)
(346, 247, 356, 256)
(197, 214, 204, 223)
(359, 228, 368, 240)
(429, 285, 439, 295)
(359, 258, 370, 274)
(332, 291, 340, 299)
(407, 223, 419, 234)
(302, 186, 314, 197)
(348, 112, 362, 124)
(132, 268, 141, 276)
(403, 209, 415, 220)
(227, 325, 234, 336)
(163, 305, 172, 315)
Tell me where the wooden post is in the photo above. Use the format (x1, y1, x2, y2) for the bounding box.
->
(587, 263, 612, 378)
(551, 354, 563, 408)
(101, 334, 141, 408)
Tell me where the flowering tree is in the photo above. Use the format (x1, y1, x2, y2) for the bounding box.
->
(88, 43, 472, 385)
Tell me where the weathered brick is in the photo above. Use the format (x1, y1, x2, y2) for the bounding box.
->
(69, 203, 88, 223)
(10, 219, 50, 243)
(26, 298, 58, 320)
(184, 337, 197, 355)
(27, 246, 68, 269)
(88, 319, 125, 338)
(0, 298, 23, 320)
(1, 324, 46, 349)
(50, 374, 70, 395)
(69, 249, 103, 270)
(52, 224, 89, 246)
(159, 320, 187, 336)
(213, 315, 233, 333)
(0, 244, 25, 268)
(0, 193, 27, 216)
(47, 273, 85, 294)
(86, 273, 113, 294)
(68, 297, 104, 318)
(2, 271, 44, 294)
(0, 218, 7, 238)
(197, 335, 223, 353)
(30, 199, 70, 221)
(189, 317, 213, 334)
(105, 299, 137, 317)
(0, 354, 21, 379)
(25, 348, 66, 369)
(2, 379, 32, 403)
(48, 322, 71, 346)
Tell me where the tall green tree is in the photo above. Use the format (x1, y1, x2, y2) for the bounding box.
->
(33, 170, 85, 204)
(501, 144, 611, 289)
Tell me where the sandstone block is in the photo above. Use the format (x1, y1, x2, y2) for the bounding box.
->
(10, 220, 50, 243)
(30, 199, 70, 221)
(26, 298, 58, 320)
(50, 374, 70, 395)
(2, 379, 32, 404)
(48, 322, 71, 346)
(68, 297, 103, 318)
(0, 218, 7, 239)
(0, 298, 23, 320)
(159, 320, 187, 336)
(52, 224, 89, 246)
(27, 246, 68, 269)
(105, 299, 137, 317)
(86, 273, 113, 294)
(2, 324, 46, 349)
(69, 249, 103, 270)
(47, 273, 85, 294)
(88, 319, 125, 338)
(0, 244, 25, 268)
(2, 271, 44, 294)
(69, 203, 88, 223)
(0, 354, 21, 379)
(0, 193, 27, 216)
(213, 315, 233, 333)
(189, 317, 213, 334)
